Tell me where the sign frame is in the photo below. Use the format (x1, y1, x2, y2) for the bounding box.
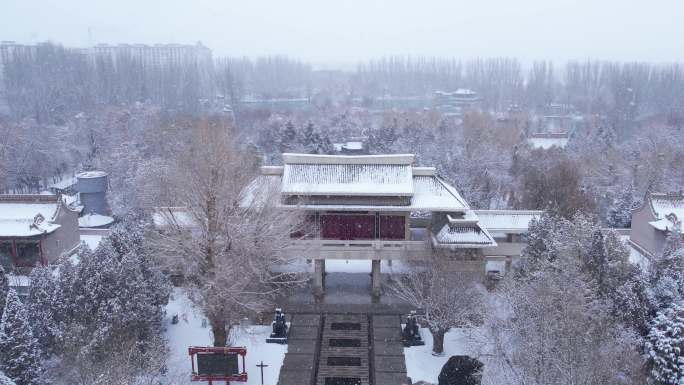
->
(188, 346, 248, 383)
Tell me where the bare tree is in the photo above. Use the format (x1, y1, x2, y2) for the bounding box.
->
(48, 335, 175, 385)
(152, 118, 307, 346)
(388, 253, 485, 355)
(484, 262, 645, 385)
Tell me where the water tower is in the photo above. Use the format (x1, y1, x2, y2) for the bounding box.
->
(76, 170, 109, 215)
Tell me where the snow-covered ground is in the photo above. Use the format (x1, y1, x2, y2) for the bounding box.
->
(404, 327, 492, 384)
(528, 136, 568, 149)
(275, 258, 420, 274)
(628, 245, 650, 268)
(617, 233, 650, 268)
(163, 289, 286, 385)
(80, 234, 104, 250)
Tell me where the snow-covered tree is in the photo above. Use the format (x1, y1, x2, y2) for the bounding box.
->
(607, 184, 637, 228)
(59, 220, 170, 358)
(25, 267, 58, 354)
(585, 229, 608, 289)
(0, 267, 8, 322)
(487, 261, 645, 385)
(519, 211, 567, 272)
(0, 290, 43, 385)
(300, 122, 334, 154)
(0, 372, 17, 385)
(278, 120, 298, 152)
(367, 118, 398, 154)
(10, 218, 171, 385)
(152, 121, 307, 346)
(646, 302, 684, 385)
(649, 235, 684, 310)
(611, 270, 652, 334)
(388, 253, 485, 355)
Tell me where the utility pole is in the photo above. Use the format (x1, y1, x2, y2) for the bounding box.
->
(256, 361, 269, 385)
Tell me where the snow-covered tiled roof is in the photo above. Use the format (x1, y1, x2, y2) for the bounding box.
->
(650, 193, 684, 219)
(245, 154, 469, 212)
(474, 210, 543, 234)
(411, 176, 468, 212)
(0, 196, 61, 237)
(78, 213, 114, 228)
(281, 154, 415, 197)
(432, 224, 496, 248)
(648, 193, 684, 233)
(282, 163, 414, 196)
(247, 174, 468, 212)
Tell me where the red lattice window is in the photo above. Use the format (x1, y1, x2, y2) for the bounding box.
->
(321, 214, 375, 240)
(379, 215, 405, 240)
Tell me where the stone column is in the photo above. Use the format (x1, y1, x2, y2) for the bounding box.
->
(371, 260, 381, 297)
(314, 259, 325, 296)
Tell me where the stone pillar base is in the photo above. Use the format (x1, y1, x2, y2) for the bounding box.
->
(371, 260, 381, 297)
(314, 259, 325, 296)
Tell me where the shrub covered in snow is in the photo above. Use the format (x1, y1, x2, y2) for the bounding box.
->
(646, 302, 684, 385)
(0, 290, 43, 385)
(0, 266, 8, 322)
(0, 372, 17, 385)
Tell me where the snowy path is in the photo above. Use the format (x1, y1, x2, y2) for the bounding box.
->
(163, 289, 287, 385)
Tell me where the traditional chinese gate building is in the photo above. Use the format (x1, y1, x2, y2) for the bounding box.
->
(250, 154, 541, 295)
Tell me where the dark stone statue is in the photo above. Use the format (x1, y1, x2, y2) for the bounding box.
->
(402, 311, 425, 347)
(266, 308, 288, 344)
(438, 355, 483, 385)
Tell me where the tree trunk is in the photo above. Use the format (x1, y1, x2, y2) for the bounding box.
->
(210, 316, 227, 347)
(432, 328, 445, 355)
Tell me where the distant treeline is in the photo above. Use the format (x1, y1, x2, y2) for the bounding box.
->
(2, 43, 684, 125)
(1, 43, 213, 123)
(352, 56, 684, 114)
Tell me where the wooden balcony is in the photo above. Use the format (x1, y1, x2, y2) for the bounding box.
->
(287, 238, 430, 260)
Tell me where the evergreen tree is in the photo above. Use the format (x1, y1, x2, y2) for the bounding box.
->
(300, 121, 316, 150)
(519, 211, 563, 272)
(585, 229, 608, 292)
(25, 267, 57, 355)
(49, 255, 80, 348)
(607, 184, 637, 228)
(278, 121, 298, 152)
(0, 290, 43, 385)
(0, 372, 17, 385)
(50, 218, 170, 361)
(368, 118, 398, 153)
(646, 302, 684, 385)
(0, 267, 8, 322)
(612, 270, 652, 334)
(649, 234, 684, 310)
(106, 218, 146, 259)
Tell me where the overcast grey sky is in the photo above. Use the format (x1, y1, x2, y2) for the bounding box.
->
(2, 0, 683, 67)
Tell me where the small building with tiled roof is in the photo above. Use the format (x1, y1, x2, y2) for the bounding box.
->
(630, 191, 684, 259)
(0, 194, 80, 271)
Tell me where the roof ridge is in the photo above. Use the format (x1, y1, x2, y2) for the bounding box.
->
(282, 153, 415, 165)
(0, 194, 59, 203)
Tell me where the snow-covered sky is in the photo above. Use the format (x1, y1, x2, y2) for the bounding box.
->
(2, 0, 683, 67)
